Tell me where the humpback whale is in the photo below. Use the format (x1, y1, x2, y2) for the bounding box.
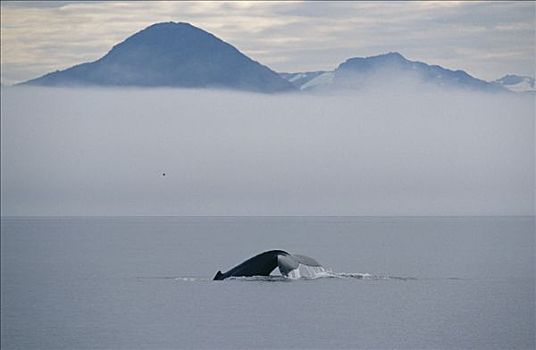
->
(213, 250, 323, 280)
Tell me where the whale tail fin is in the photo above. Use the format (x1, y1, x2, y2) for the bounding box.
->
(213, 270, 224, 280)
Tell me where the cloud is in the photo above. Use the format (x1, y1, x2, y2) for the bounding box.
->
(1, 85, 533, 216)
(1, 1, 534, 85)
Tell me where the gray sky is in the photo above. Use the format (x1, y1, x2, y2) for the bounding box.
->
(1, 1, 535, 85)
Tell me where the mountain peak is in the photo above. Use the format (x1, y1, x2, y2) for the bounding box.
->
(150, 21, 194, 27)
(493, 74, 535, 93)
(23, 22, 295, 92)
(103, 21, 227, 60)
(338, 52, 409, 71)
(373, 52, 406, 60)
(290, 52, 504, 92)
(128, 21, 205, 36)
(494, 74, 534, 86)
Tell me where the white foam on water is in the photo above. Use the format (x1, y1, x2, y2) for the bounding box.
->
(226, 275, 290, 282)
(285, 264, 330, 280)
(282, 270, 418, 281)
(167, 272, 417, 283)
(329, 272, 372, 279)
(324, 272, 418, 281)
(175, 277, 208, 282)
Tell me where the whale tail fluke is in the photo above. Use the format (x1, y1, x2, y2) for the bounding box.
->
(213, 250, 324, 280)
(213, 270, 224, 280)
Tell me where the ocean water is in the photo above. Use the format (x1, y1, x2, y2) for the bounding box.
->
(1, 216, 534, 349)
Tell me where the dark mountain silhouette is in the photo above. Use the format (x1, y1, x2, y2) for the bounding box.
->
(23, 22, 295, 93)
(23, 23, 508, 94)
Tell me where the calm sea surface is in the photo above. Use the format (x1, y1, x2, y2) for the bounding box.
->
(1, 216, 534, 349)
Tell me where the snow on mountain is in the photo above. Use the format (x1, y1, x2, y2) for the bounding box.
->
(278, 71, 325, 89)
(299, 72, 335, 90)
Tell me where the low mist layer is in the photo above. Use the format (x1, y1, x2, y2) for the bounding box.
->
(1, 86, 533, 216)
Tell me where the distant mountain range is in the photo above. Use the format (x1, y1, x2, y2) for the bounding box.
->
(280, 52, 505, 93)
(22, 22, 531, 94)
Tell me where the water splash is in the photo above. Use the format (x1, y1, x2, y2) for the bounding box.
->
(219, 272, 416, 282)
(285, 264, 329, 280)
(138, 272, 418, 283)
(282, 263, 417, 281)
(325, 272, 417, 281)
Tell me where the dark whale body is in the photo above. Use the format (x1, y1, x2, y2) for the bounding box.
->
(213, 250, 321, 280)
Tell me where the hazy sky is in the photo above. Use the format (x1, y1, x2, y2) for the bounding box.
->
(1, 1, 534, 85)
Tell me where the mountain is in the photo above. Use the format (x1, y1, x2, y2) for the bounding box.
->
(22, 22, 509, 94)
(280, 52, 505, 93)
(492, 74, 535, 93)
(22, 22, 295, 93)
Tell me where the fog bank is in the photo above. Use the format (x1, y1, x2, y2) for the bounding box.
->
(1, 87, 534, 216)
